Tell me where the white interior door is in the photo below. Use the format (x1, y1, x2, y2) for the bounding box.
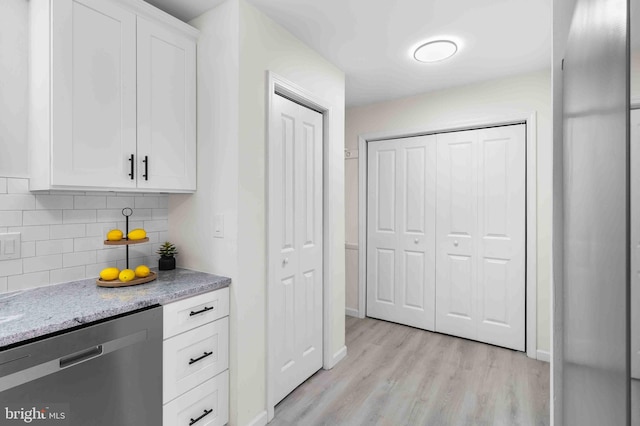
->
(435, 125, 525, 351)
(269, 94, 323, 405)
(631, 109, 640, 380)
(434, 130, 479, 341)
(366, 135, 436, 330)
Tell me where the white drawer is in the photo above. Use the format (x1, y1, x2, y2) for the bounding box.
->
(163, 317, 229, 403)
(163, 370, 229, 426)
(164, 288, 229, 339)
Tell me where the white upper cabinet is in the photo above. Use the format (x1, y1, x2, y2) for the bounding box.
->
(136, 17, 196, 191)
(29, 0, 198, 193)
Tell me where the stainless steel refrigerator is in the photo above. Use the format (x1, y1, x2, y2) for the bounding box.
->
(558, 0, 636, 424)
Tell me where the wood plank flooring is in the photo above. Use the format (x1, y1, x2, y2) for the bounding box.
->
(270, 316, 550, 426)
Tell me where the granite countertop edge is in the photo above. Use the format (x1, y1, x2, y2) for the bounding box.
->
(0, 269, 231, 349)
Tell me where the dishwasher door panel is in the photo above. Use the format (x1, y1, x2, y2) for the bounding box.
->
(0, 307, 163, 426)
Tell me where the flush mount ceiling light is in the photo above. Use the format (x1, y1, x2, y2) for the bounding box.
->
(413, 40, 458, 63)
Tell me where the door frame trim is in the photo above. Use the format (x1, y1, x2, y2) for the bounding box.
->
(357, 113, 538, 359)
(265, 72, 334, 421)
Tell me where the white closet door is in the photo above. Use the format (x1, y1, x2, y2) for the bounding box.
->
(475, 126, 525, 350)
(631, 109, 640, 380)
(435, 130, 479, 341)
(435, 125, 525, 351)
(269, 95, 323, 405)
(366, 135, 436, 330)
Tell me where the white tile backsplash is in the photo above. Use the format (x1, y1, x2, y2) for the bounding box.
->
(23, 210, 63, 226)
(73, 236, 103, 252)
(0, 194, 36, 210)
(74, 195, 106, 209)
(0, 211, 22, 227)
(8, 225, 50, 241)
(35, 195, 74, 210)
(7, 178, 29, 194)
(36, 239, 74, 256)
(85, 222, 115, 237)
(21, 241, 35, 258)
(23, 254, 62, 273)
(0, 259, 23, 277)
(49, 224, 86, 239)
(63, 209, 97, 224)
(63, 251, 97, 268)
(8, 271, 50, 292)
(106, 196, 135, 209)
(0, 177, 169, 293)
(50, 266, 86, 285)
(135, 196, 159, 209)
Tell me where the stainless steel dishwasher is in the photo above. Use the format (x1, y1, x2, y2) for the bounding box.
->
(0, 306, 162, 425)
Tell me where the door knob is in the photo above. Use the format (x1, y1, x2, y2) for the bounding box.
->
(454, 240, 459, 247)
(282, 258, 289, 266)
(414, 238, 419, 244)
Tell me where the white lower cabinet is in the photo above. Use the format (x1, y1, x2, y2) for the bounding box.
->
(163, 289, 229, 425)
(163, 371, 229, 426)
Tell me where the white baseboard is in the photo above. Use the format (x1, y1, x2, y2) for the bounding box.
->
(536, 349, 550, 363)
(245, 410, 268, 426)
(324, 345, 347, 370)
(345, 307, 359, 317)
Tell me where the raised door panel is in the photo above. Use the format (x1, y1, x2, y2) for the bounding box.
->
(476, 125, 525, 351)
(367, 135, 436, 330)
(51, 0, 137, 188)
(368, 144, 398, 315)
(137, 17, 196, 191)
(435, 130, 477, 340)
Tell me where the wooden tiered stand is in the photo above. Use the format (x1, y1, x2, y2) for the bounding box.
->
(96, 207, 157, 287)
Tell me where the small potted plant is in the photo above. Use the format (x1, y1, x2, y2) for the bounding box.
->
(157, 241, 178, 271)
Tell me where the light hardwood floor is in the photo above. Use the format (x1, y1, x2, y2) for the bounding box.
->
(270, 316, 550, 426)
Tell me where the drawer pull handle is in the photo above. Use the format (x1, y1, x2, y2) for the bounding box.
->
(189, 409, 213, 425)
(189, 351, 213, 365)
(190, 306, 214, 316)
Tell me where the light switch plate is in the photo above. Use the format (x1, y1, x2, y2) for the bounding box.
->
(214, 214, 224, 238)
(0, 233, 21, 260)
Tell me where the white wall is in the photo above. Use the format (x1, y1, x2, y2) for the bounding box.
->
(172, 1, 346, 424)
(345, 69, 552, 353)
(0, 0, 29, 178)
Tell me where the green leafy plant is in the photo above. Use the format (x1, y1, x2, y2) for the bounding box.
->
(157, 241, 178, 258)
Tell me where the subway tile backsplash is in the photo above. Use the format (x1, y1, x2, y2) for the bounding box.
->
(0, 177, 169, 293)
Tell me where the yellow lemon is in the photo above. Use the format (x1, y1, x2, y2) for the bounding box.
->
(99, 267, 120, 281)
(127, 229, 147, 240)
(106, 229, 123, 241)
(135, 265, 150, 278)
(118, 269, 136, 282)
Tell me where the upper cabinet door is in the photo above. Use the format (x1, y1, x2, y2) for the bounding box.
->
(51, 0, 137, 188)
(136, 17, 197, 191)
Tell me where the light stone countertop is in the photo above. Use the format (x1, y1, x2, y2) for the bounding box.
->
(0, 268, 231, 349)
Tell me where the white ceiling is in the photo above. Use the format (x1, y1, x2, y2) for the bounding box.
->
(144, 0, 552, 107)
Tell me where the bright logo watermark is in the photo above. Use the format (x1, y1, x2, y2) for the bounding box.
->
(3, 404, 69, 425)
